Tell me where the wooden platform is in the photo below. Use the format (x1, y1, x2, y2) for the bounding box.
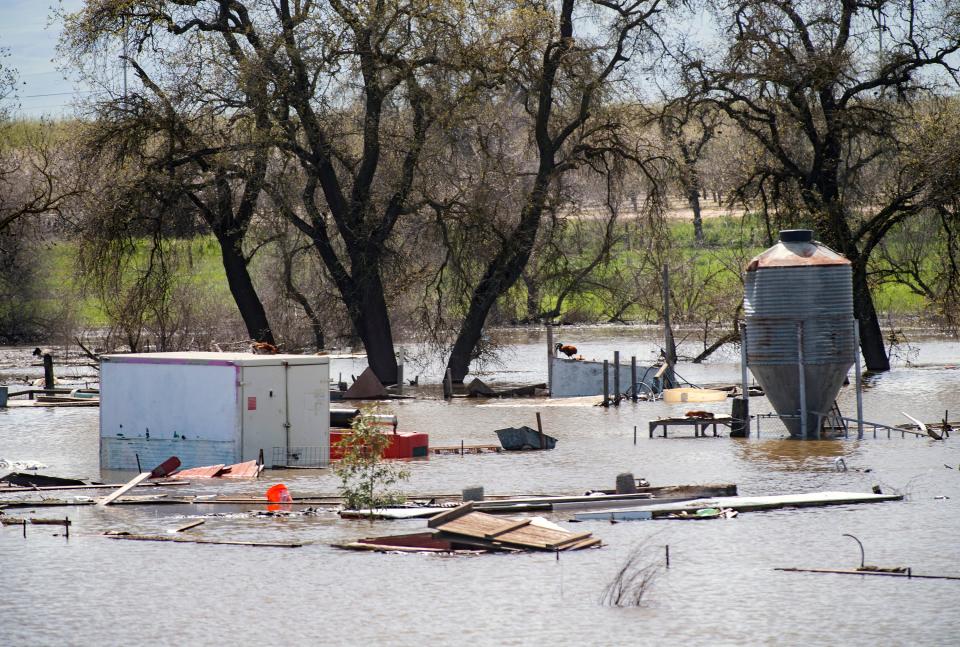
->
(649, 415, 734, 438)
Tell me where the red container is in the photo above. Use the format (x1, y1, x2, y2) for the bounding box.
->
(329, 430, 429, 460)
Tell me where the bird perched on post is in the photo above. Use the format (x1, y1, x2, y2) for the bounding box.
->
(555, 343, 578, 358)
(250, 341, 279, 354)
(32, 347, 51, 358)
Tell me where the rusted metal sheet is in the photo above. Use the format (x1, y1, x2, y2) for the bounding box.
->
(219, 460, 264, 479)
(174, 464, 226, 479)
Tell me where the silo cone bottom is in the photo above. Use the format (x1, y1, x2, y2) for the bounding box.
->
(750, 363, 851, 438)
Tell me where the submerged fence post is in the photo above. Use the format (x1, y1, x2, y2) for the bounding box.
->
(397, 349, 404, 394)
(630, 356, 637, 402)
(798, 322, 808, 440)
(613, 351, 620, 405)
(443, 368, 453, 400)
(602, 360, 610, 407)
(853, 320, 864, 440)
(43, 353, 54, 390)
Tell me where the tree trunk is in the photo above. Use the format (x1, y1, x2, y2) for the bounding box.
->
(446, 182, 548, 382)
(350, 271, 399, 385)
(851, 258, 890, 371)
(217, 233, 275, 345)
(688, 186, 704, 245)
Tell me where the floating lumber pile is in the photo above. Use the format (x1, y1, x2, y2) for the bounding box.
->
(341, 503, 601, 554)
(574, 491, 902, 521)
(429, 503, 600, 551)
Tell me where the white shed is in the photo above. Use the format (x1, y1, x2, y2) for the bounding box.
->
(100, 352, 330, 470)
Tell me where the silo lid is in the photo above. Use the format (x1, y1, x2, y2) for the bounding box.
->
(745, 233, 849, 271)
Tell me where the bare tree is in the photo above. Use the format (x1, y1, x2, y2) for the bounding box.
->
(679, 0, 960, 371)
(442, 0, 666, 382)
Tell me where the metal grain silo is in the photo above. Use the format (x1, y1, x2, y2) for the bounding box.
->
(744, 230, 855, 439)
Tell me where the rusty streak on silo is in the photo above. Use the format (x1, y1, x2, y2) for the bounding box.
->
(743, 230, 855, 439)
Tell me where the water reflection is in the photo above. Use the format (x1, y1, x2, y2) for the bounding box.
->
(734, 437, 857, 472)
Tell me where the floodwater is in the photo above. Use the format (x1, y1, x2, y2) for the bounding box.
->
(2, 329, 960, 646)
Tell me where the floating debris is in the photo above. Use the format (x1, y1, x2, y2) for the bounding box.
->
(574, 491, 903, 522)
(340, 503, 601, 554)
(494, 426, 557, 451)
(104, 531, 302, 548)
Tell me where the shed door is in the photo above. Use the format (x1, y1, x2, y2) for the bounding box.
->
(285, 364, 330, 467)
(240, 365, 286, 463)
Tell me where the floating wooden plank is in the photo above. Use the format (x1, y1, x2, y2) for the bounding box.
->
(0, 480, 190, 493)
(174, 519, 205, 533)
(776, 567, 960, 581)
(902, 412, 942, 440)
(574, 491, 903, 521)
(104, 532, 301, 548)
(485, 518, 532, 539)
(96, 472, 152, 506)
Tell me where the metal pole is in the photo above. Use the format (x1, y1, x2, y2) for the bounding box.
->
(740, 324, 750, 436)
(546, 323, 554, 397)
(798, 322, 807, 440)
(854, 320, 864, 440)
(631, 356, 637, 402)
(613, 351, 620, 405)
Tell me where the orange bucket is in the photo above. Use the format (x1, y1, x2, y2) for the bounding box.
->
(266, 483, 292, 510)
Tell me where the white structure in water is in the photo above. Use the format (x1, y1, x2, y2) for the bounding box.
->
(549, 356, 661, 398)
(100, 352, 330, 470)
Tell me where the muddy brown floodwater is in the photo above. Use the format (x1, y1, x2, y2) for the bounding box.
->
(2, 328, 960, 646)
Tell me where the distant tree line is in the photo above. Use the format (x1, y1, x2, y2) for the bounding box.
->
(1, 0, 959, 379)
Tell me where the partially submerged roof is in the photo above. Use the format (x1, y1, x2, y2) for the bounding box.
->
(102, 351, 329, 366)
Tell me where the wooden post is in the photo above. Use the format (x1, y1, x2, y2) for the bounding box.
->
(64, 517, 69, 539)
(665, 544, 670, 568)
(536, 412, 545, 450)
(798, 322, 808, 440)
(43, 353, 54, 390)
(613, 351, 620, 405)
(630, 356, 638, 402)
(443, 368, 453, 400)
(546, 323, 554, 397)
(397, 349, 404, 395)
(602, 360, 610, 407)
(634, 425, 637, 445)
(853, 320, 864, 440)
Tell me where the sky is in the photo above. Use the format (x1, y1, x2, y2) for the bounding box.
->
(0, 0, 86, 117)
